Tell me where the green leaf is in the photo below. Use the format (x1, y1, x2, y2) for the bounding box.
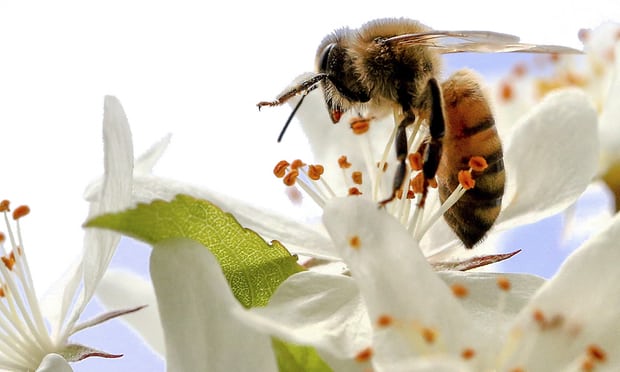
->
(272, 339, 333, 372)
(87, 194, 303, 308)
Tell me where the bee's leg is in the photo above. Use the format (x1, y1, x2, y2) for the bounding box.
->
(380, 78, 444, 206)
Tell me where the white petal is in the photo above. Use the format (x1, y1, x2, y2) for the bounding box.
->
(96, 269, 165, 357)
(132, 175, 338, 259)
(501, 212, 620, 370)
(235, 271, 371, 359)
(36, 354, 72, 372)
(498, 89, 599, 229)
(134, 133, 171, 176)
(599, 43, 620, 169)
(150, 238, 277, 372)
(323, 198, 483, 366)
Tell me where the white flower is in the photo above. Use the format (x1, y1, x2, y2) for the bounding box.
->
(0, 96, 136, 371)
(237, 197, 620, 371)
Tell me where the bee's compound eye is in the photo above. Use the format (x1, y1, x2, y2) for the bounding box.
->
(318, 43, 336, 73)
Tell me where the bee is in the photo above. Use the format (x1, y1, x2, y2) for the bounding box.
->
(257, 18, 580, 248)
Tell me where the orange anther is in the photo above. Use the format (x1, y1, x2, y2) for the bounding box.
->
(2, 252, 15, 270)
(469, 156, 488, 172)
(348, 187, 362, 196)
(587, 344, 606, 362)
(273, 160, 289, 178)
(451, 283, 469, 298)
(13, 206, 30, 220)
(533, 309, 546, 325)
(290, 159, 305, 170)
(0, 287, 4, 297)
(496, 276, 511, 291)
(0, 233, 4, 244)
(461, 348, 476, 360)
(283, 170, 299, 186)
(350, 117, 371, 135)
(458, 170, 475, 190)
(377, 314, 393, 327)
(355, 347, 373, 363)
(408, 152, 423, 171)
(0, 200, 9, 212)
(338, 155, 352, 169)
(421, 327, 436, 344)
(308, 164, 324, 180)
(410, 173, 426, 194)
(499, 81, 514, 102)
(349, 235, 361, 249)
(512, 62, 527, 77)
(352, 171, 363, 185)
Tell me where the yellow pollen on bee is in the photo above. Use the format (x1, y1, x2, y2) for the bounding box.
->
(349, 235, 361, 249)
(469, 156, 488, 172)
(458, 170, 476, 190)
(461, 348, 476, 360)
(451, 283, 469, 298)
(408, 152, 423, 171)
(352, 171, 363, 185)
(496, 276, 511, 291)
(348, 187, 362, 196)
(338, 155, 352, 169)
(376, 314, 393, 327)
(355, 347, 373, 363)
(0, 200, 9, 212)
(273, 160, 290, 178)
(283, 170, 299, 186)
(290, 159, 305, 170)
(421, 327, 437, 344)
(308, 164, 325, 180)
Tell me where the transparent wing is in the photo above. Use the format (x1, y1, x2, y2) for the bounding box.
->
(385, 30, 582, 54)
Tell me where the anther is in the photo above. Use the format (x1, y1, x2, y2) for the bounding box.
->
(338, 155, 352, 169)
(461, 348, 476, 360)
(0, 200, 9, 212)
(308, 164, 324, 181)
(350, 116, 371, 135)
(348, 187, 362, 196)
(355, 347, 373, 363)
(496, 276, 511, 291)
(469, 156, 488, 172)
(458, 170, 476, 190)
(410, 173, 426, 194)
(377, 314, 393, 327)
(352, 171, 363, 185)
(512, 63, 527, 77)
(0, 287, 4, 297)
(13, 205, 30, 220)
(408, 152, 423, 171)
(533, 309, 546, 326)
(349, 235, 361, 249)
(273, 160, 290, 178)
(451, 283, 469, 298)
(587, 344, 606, 362)
(2, 252, 15, 270)
(421, 327, 436, 344)
(290, 159, 305, 170)
(499, 81, 514, 102)
(0, 232, 4, 244)
(283, 170, 299, 186)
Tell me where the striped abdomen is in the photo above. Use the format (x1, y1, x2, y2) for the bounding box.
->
(437, 69, 505, 248)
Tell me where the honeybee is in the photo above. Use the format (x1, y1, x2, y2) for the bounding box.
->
(257, 18, 580, 248)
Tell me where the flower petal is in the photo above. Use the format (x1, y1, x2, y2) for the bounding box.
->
(131, 175, 337, 259)
(150, 237, 277, 372)
(35, 354, 72, 372)
(500, 212, 620, 370)
(235, 271, 371, 359)
(96, 269, 165, 357)
(498, 88, 599, 229)
(322, 197, 484, 367)
(599, 43, 620, 169)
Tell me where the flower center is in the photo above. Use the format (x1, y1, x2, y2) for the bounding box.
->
(273, 114, 489, 245)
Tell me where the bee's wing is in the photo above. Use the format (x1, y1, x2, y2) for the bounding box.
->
(385, 31, 582, 54)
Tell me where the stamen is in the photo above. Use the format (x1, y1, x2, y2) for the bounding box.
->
(338, 155, 352, 169)
(1, 252, 15, 270)
(468, 156, 488, 172)
(351, 171, 363, 185)
(350, 116, 372, 135)
(307, 164, 324, 181)
(421, 327, 436, 344)
(461, 348, 476, 360)
(273, 160, 289, 178)
(0, 200, 9, 212)
(348, 187, 362, 196)
(349, 235, 361, 249)
(451, 283, 469, 298)
(458, 170, 476, 190)
(355, 347, 373, 363)
(290, 159, 305, 170)
(377, 314, 393, 328)
(283, 170, 298, 186)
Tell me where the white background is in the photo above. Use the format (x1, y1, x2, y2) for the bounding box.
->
(0, 1, 617, 371)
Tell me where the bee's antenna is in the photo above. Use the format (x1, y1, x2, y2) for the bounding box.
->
(277, 92, 308, 143)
